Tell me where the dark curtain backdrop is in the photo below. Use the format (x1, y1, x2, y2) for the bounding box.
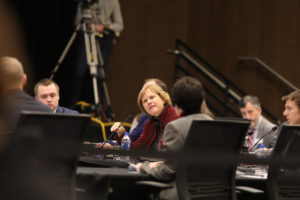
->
(7, 0, 77, 100)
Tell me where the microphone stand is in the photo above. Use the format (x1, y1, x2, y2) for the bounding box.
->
(100, 115, 133, 149)
(248, 126, 278, 152)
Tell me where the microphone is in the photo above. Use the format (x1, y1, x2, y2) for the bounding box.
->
(248, 126, 278, 152)
(100, 115, 134, 148)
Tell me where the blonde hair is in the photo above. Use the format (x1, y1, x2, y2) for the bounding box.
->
(143, 78, 167, 92)
(137, 84, 172, 115)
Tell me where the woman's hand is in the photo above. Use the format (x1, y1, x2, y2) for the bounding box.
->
(135, 163, 143, 173)
(95, 142, 113, 149)
(135, 161, 163, 173)
(110, 122, 126, 137)
(148, 161, 163, 168)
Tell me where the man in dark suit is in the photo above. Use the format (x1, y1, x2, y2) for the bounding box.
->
(34, 78, 78, 114)
(239, 95, 278, 150)
(0, 56, 51, 138)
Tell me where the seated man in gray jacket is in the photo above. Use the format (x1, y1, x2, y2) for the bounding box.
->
(239, 95, 278, 151)
(136, 76, 213, 200)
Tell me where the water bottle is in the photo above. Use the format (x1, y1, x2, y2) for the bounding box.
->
(255, 144, 268, 177)
(120, 132, 131, 160)
(121, 132, 131, 150)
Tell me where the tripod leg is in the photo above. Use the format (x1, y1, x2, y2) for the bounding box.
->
(83, 23, 100, 105)
(96, 40, 115, 120)
(82, 23, 111, 121)
(50, 23, 81, 80)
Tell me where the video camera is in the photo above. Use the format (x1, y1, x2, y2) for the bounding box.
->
(75, 0, 99, 23)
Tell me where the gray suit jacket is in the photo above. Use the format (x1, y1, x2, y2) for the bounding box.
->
(255, 116, 278, 148)
(140, 113, 212, 200)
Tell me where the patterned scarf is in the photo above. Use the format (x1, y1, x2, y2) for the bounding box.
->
(152, 116, 164, 150)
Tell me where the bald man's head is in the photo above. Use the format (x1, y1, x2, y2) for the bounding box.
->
(0, 56, 27, 92)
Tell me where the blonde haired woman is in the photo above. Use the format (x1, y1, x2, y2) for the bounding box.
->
(112, 84, 178, 150)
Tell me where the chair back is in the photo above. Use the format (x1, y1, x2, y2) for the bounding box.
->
(177, 119, 249, 200)
(0, 111, 90, 200)
(267, 124, 300, 200)
(83, 118, 105, 143)
(82, 118, 132, 143)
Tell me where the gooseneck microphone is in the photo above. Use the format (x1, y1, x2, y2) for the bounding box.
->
(248, 126, 278, 152)
(100, 115, 134, 148)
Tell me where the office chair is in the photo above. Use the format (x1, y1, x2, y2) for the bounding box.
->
(82, 118, 106, 143)
(237, 124, 300, 200)
(0, 111, 90, 200)
(82, 117, 132, 143)
(267, 124, 300, 200)
(137, 119, 249, 200)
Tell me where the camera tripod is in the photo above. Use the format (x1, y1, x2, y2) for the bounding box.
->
(50, 21, 115, 121)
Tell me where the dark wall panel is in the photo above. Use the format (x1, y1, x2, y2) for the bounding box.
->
(187, 0, 300, 122)
(106, 0, 188, 119)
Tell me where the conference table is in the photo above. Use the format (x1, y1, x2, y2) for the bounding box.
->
(76, 148, 268, 199)
(77, 166, 148, 180)
(76, 154, 151, 200)
(236, 166, 267, 191)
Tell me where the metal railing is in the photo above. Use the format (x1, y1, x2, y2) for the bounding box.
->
(167, 39, 278, 122)
(238, 57, 298, 91)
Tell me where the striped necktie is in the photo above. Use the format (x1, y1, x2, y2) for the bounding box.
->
(248, 128, 255, 151)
